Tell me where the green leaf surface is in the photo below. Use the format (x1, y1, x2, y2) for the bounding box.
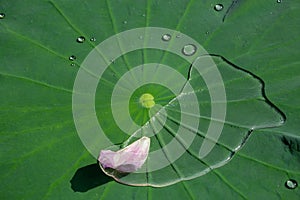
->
(1, 0, 299, 199)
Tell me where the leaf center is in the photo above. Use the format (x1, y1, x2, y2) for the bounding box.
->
(139, 93, 155, 108)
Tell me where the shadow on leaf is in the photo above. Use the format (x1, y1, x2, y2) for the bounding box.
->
(70, 163, 113, 192)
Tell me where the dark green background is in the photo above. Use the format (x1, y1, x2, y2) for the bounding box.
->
(0, 0, 299, 199)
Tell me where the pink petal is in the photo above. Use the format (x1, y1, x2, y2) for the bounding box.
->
(98, 136, 150, 173)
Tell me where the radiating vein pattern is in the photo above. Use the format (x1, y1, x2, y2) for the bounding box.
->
(72, 27, 285, 187)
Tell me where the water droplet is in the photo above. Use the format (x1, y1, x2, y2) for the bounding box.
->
(277, 0, 282, 3)
(205, 31, 209, 35)
(90, 37, 96, 42)
(176, 34, 181, 38)
(123, 20, 127, 24)
(110, 59, 115, 64)
(285, 179, 298, 189)
(69, 55, 76, 61)
(76, 36, 85, 43)
(0, 13, 5, 19)
(70, 63, 76, 67)
(142, 13, 146, 17)
(214, 4, 224, 11)
(139, 35, 143, 40)
(182, 44, 197, 56)
(162, 34, 171, 41)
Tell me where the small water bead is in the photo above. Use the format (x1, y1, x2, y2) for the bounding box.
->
(285, 179, 298, 189)
(182, 44, 197, 56)
(90, 37, 96, 42)
(162, 34, 171, 41)
(139, 35, 143, 40)
(277, 0, 282, 3)
(70, 63, 76, 67)
(214, 4, 224, 11)
(69, 55, 76, 61)
(0, 13, 5, 19)
(176, 34, 181, 38)
(76, 36, 85, 43)
(142, 13, 146, 17)
(123, 20, 127, 24)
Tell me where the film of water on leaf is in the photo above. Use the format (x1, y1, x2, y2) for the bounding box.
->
(72, 27, 285, 187)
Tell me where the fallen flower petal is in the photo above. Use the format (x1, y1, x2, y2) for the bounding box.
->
(98, 136, 150, 173)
